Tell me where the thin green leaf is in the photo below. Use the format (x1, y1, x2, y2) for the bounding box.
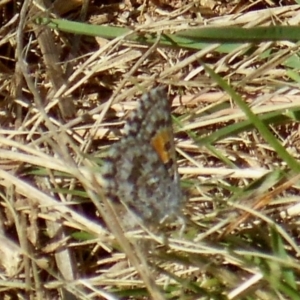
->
(34, 18, 242, 52)
(203, 63, 300, 173)
(178, 26, 300, 42)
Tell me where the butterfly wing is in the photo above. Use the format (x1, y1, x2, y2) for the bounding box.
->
(123, 87, 179, 184)
(102, 137, 181, 224)
(101, 87, 182, 225)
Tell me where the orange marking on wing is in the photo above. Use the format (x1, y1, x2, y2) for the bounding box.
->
(151, 129, 171, 164)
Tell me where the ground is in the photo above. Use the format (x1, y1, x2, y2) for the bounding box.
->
(0, 0, 300, 299)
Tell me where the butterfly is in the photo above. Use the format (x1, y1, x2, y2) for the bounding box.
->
(101, 86, 183, 226)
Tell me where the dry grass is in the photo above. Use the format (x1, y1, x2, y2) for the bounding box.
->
(1, 0, 300, 299)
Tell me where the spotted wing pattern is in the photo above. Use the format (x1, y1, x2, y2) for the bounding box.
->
(101, 87, 182, 225)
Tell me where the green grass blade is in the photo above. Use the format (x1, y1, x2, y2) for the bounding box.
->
(270, 227, 297, 290)
(36, 18, 300, 54)
(203, 63, 300, 173)
(177, 26, 300, 42)
(35, 17, 217, 50)
(198, 107, 300, 144)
